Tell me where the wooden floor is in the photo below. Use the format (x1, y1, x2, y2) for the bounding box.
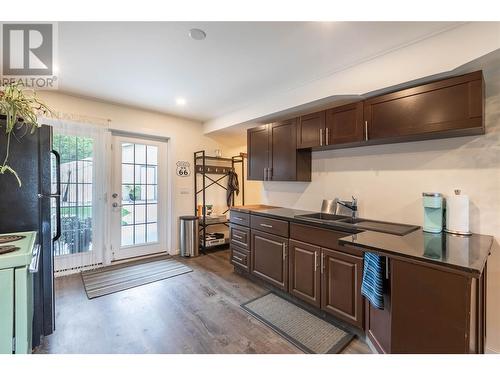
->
(36, 250, 372, 354)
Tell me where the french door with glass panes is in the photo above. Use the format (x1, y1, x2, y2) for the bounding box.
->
(110, 135, 167, 260)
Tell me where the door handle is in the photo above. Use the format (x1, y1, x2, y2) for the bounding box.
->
(365, 121, 369, 141)
(282, 243, 287, 260)
(321, 253, 325, 274)
(233, 234, 243, 240)
(260, 223, 273, 228)
(112, 202, 123, 208)
(314, 251, 318, 272)
(319, 128, 323, 146)
(52, 150, 61, 242)
(325, 128, 330, 146)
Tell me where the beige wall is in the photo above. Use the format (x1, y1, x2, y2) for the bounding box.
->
(38, 91, 224, 253)
(230, 63, 500, 353)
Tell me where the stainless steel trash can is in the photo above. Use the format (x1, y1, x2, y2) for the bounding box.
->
(179, 216, 199, 257)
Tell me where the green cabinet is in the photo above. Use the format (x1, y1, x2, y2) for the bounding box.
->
(0, 269, 14, 353)
(0, 231, 37, 354)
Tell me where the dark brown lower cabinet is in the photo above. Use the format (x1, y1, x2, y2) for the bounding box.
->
(365, 259, 392, 354)
(251, 229, 288, 291)
(365, 258, 485, 354)
(390, 259, 472, 354)
(288, 240, 321, 307)
(321, 248, 364, 329)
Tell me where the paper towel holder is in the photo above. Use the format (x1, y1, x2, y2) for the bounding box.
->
(444, 189, 472, 236)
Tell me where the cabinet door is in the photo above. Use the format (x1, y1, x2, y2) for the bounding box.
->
(0, 269, 14, 354)
(250, 230, 288, 290)
(390, 259, 470, 354)
(289, 240, 320, 307)
(365, 258, 392, 354)
(297, 111, 325, 149)
(269, 119, 297, 181)
(364, 71, 484, 141)
(325, 102, 364, 145)
(247, 125, 269, 181)
(321, 248, 364, 329)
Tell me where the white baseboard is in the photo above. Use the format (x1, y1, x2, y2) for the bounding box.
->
(486, 347, 499, 354)
(169, 249, 180, 255)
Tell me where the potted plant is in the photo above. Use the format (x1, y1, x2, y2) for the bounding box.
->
(0, 83, 52, 186)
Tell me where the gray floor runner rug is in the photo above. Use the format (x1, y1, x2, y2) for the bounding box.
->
(81, 255, 192, 299)
(242, 292, 354, 354)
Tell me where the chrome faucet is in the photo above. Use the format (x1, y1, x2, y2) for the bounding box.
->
(336, 196, 358, 219)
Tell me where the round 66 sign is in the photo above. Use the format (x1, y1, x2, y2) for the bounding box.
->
(176, 161, 191, 177)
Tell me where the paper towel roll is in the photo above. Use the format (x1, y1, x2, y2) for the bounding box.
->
(445, 193, 471, 235)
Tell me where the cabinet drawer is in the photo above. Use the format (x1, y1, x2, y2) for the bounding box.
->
(231, 245, 250, 272)
(230, 211, 250, 226)
(230, 224, 250, 249)
(290, 223, 363, 257)
(251, 215, 289, 237)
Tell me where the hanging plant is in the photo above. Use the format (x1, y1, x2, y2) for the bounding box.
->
(0, 83, 53, 186)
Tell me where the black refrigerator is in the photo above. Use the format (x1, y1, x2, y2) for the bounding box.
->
(0, 118, 60, 348)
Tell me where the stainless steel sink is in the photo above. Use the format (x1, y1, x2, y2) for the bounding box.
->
(296, 213, 349, 221)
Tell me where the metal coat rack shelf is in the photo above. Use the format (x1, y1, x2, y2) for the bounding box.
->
(194, 150, 245, 252)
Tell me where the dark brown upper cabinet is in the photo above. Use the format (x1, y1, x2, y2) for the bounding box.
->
(297, 111, 326, 149)
(326, 102, 364, 145)
(247, 119, 311, 182)
(247, 125, 269, 181)
(363, 71, 484, 143)
(248, 71, 484, 176)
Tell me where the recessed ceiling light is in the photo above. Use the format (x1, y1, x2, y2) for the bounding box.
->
(175, 97, 186, 106)
(189, 28, 206, 41)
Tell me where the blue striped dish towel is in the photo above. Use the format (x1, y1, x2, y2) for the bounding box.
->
(361, 252, 385, 309)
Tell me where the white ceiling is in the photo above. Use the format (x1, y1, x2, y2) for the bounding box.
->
(57, 22, 463, 122)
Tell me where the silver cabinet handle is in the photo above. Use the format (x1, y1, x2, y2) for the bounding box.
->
(365, 120, 369, 141)
(385, 257, 390, 280)
(269, 168, 273, 180)
(325, 128, 329, 146)
(233, 234, 243, 240)
(314, 251, 318, 272)
(260, 223, 273, 228)
(321, 253, 325, 274)
(233, 217, 243, 221)
(282, 243, 287, 260)
(319, 128, 323, 146)
(233, 256, 244, 263)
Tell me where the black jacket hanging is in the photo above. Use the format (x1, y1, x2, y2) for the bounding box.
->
(227, 170, 239, 207)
